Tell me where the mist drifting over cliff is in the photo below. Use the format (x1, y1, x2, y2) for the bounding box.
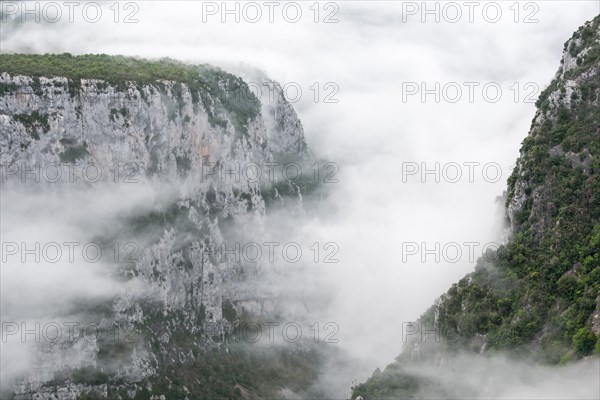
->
(1, 1, 599, 398)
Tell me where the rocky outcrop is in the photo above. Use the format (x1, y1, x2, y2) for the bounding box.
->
(507, 16, 600, 235)
(0, 56, 313, 398)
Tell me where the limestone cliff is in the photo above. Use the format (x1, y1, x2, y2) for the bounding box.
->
(0, 54, 320, 399)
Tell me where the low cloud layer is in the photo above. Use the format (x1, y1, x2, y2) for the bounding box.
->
(404, 354, 600, 400)
(0, 182, 162, 385)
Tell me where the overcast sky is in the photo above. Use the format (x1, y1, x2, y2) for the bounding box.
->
(2, 0, 600, 387)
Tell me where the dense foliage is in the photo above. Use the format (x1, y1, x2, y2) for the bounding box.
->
(354, 15, 600, 399)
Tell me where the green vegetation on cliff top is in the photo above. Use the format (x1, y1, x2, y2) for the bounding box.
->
(0, 53, 261, 137)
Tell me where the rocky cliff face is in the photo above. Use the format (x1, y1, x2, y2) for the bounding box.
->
(353, 15, 600, 400)
(0, 55, 319, 399)
(506, 16, 600, 237)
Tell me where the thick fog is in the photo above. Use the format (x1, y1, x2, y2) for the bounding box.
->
(1, 0, 599, 396)
(377, 355, 600, 399)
